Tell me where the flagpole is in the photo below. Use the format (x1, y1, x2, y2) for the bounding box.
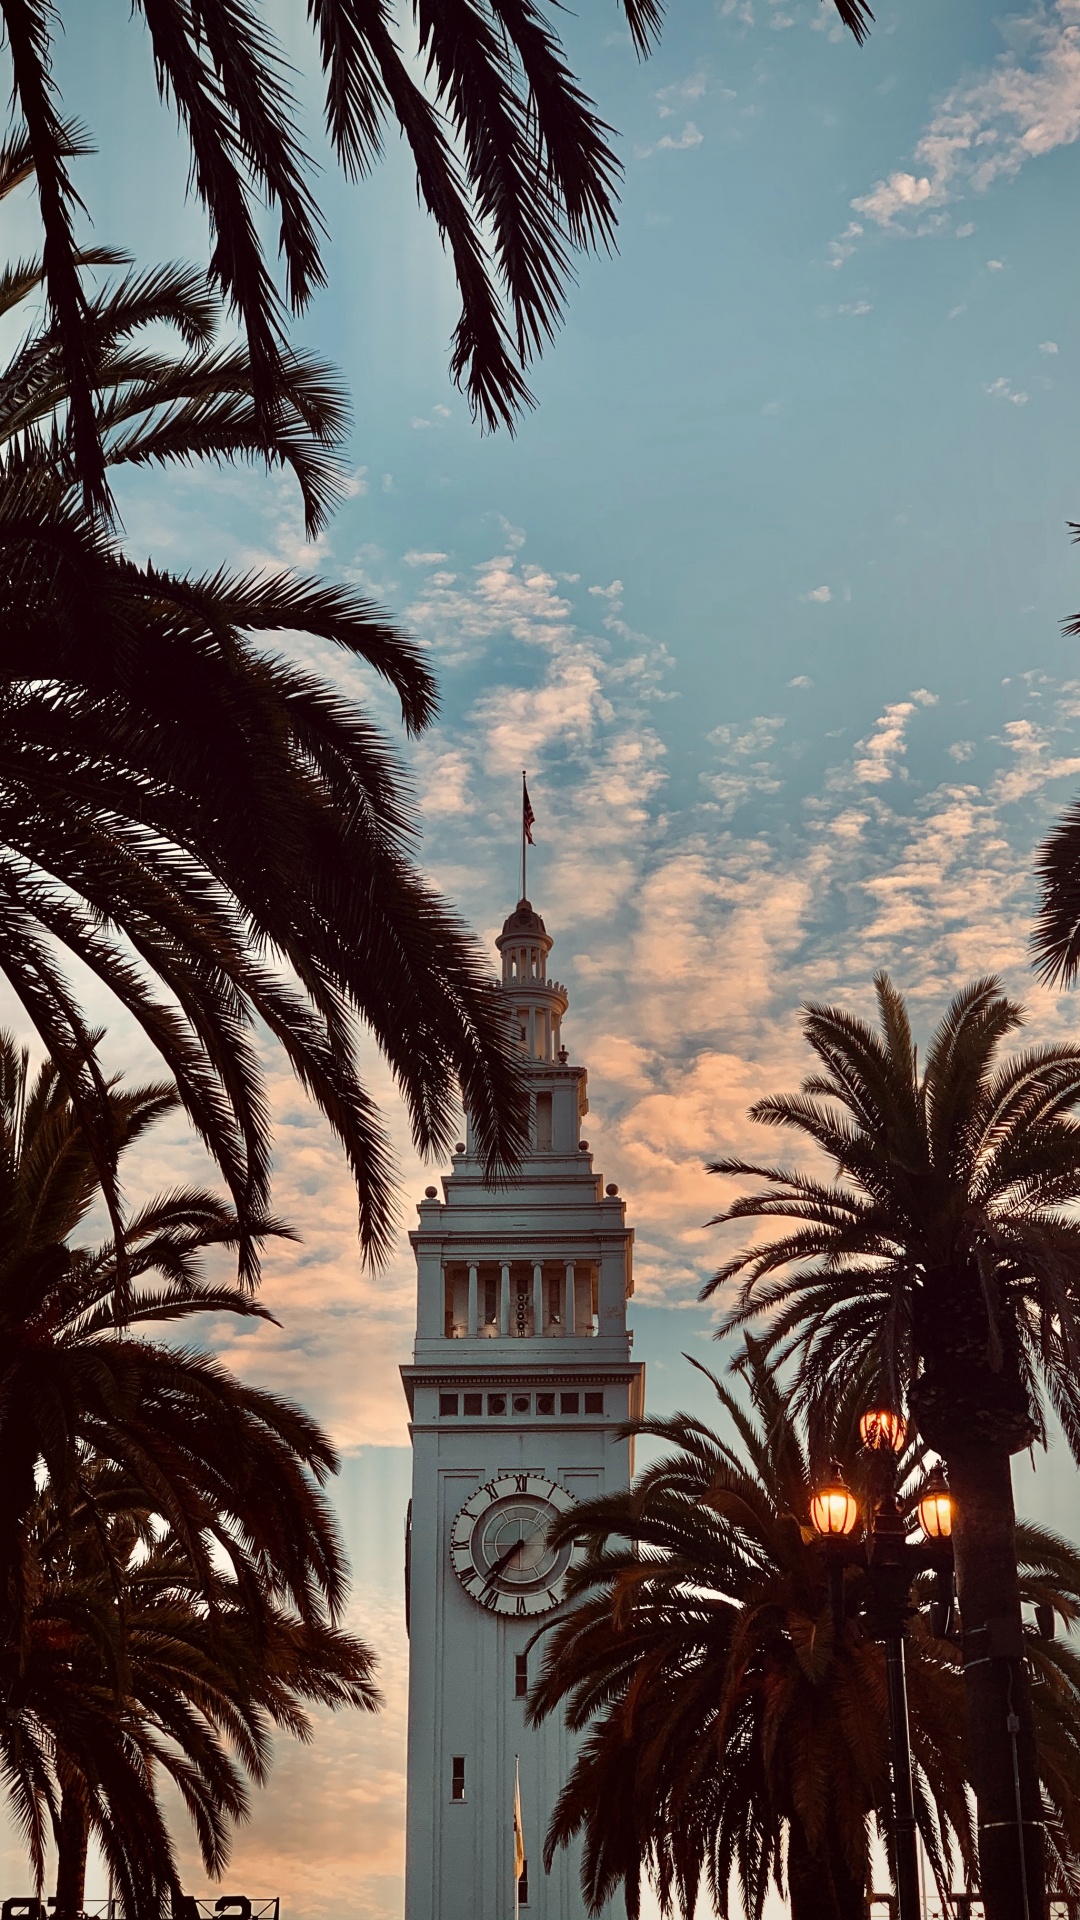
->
(514, 1755, 522, 1920)
(521, 771, 527, 901)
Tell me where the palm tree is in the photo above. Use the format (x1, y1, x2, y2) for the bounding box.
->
(9, 1467, 378, 1917)
(702, 973, 1080, 1920)
(0, 0, 872, 511)
(0, 142, 528, 1266)
(529, 1347, 1080, 1920)
(0, 1034, 377, 1911)
(0, 1035, 351, 1646)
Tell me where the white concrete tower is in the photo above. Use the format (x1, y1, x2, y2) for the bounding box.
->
(402, 896, 643, 1920)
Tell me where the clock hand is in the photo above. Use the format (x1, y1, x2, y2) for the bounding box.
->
(484, 1536, 528, 1587)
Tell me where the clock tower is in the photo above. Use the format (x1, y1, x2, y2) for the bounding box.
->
(401, 896, 643, 1920)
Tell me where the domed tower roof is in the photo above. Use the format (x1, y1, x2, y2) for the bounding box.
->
(499, 897, 548, 939)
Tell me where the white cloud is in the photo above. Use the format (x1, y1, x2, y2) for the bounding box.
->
(708, 715, 785, 755)
(851, 170, 934, 224)
(844, 689, 937, 788)
(828, 221, 863, 269)
(1041, 339, 1060, 353)
(987, 258, 1005, 271)
(835, 3, 1080, 258)
(655, 72, 708, 117)
(403, 549, 448, 567)
(838, 300, 873, 315)
(800, 584, 832, 603)
(788, 674, 814, 689)
(948, 739, 976, 761)
(986, 376, 1029, 404)
(656, 121, 704, 152)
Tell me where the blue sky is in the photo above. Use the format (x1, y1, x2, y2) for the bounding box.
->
(6, 0, 1080, 1913)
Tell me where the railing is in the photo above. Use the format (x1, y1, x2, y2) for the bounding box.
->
(177, 1903, 279, 1919)
(870, 1897, 1078, 1919)
(1, 1900, 279, 1920)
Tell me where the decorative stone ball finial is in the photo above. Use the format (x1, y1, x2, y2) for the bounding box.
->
(606, 1183, 619, 1196)
(424, 1186, 438, 1199)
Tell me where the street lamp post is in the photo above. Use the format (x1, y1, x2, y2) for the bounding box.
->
(810, 1423, 955, 1920)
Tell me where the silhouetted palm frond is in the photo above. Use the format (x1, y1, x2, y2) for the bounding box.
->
(0, 0, 868, 506)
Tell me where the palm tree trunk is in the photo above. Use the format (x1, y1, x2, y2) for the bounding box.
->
(787, 1816, 865, 1920)
(945, 1442, 1044, 1920)
(54, 1778, 90, 1919)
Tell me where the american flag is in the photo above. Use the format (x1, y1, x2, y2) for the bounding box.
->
(522, 774, 535, 845)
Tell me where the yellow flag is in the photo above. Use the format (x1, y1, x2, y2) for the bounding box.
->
(513, 1756, 525, 1883)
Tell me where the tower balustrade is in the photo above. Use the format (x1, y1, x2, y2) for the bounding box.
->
(443, 1261, 598, 1337)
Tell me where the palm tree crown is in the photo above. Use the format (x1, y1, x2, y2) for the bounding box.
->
(706, 973, 1080, 1457)
(702, 973, 1080, 1920)
(0, 0, 871, 511)
(0, 162, 528, 1266)
(529, 1348, 1080, 1920)
(7, 1467, 378, 1915)
(0, 1035, 379, 1910)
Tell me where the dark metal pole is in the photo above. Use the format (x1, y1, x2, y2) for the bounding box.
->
(884, 1628, 920, 1920)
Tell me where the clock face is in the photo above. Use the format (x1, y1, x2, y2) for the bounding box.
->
(450, 1474, 578, 1617)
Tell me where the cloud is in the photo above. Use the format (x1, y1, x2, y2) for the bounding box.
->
(987, 258, 1005, 271)
(986, 376, 1029, 404)
(838, 300, 873, 315)
(851, 170, 935, 224)
(1041, 339, 1060, 353)
(835, 2, 1080, 257)
(843, 690, 937, 788)
(788, 675, 814, 689)
(655, 72, 708, 117)
(800, 584, 832, 603)
(656, 121, 704, 152)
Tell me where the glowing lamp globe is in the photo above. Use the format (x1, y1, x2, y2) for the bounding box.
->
(918, 1467, 954, 1541)
(810, 1468, 859, 1538)
(859, 1408, 907, 1454)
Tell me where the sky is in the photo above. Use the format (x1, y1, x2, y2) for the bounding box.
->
(6, 0, 1080, 1913)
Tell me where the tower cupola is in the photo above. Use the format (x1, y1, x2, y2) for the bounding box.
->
(496, 898, 568, 1062)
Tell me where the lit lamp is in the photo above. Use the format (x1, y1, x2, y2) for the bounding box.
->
(859, 1407, 907, 1454)
(810, 1464, 860, 1538)
(917, 1465, 954, 1541)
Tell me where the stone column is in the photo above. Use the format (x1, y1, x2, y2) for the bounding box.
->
(467, 1265, 478, 1338)
(533, 1262, 544, 1337)
(499, 1264, 511, 1337)
(564, 1263, 575, 1336)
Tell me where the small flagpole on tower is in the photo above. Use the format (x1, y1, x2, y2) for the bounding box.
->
(520, 773, 535, 901)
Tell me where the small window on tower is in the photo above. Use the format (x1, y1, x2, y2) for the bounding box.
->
(515, 1654, 528, 1699)
(518, 1861, 529, 1905)
(535, 1092, 553, 1150)
(560, 1393, 580, 1414)
(536, 1394, 555, 1415)
(488, 1395, 506, 1415)
(463, 1393, 482, 1416)
(584, 1392, 604, 1415)
(451, 1757, 466, 1802)
(439, 1393, 459, 1417)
